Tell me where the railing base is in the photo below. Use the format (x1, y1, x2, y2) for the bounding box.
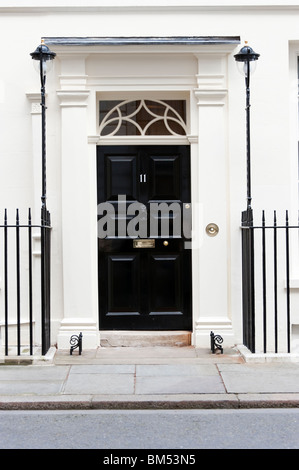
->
(0, 346, 56, 365)
(237, 345, 299, 363)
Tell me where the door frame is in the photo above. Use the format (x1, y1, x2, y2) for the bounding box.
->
(94, 135, 199, 333)
(93, 94, 198, 337)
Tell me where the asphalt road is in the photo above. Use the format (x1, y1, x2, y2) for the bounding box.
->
(0, 409, 299, 450)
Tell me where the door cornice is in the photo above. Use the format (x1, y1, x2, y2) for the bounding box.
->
(88, 135, 198, 145)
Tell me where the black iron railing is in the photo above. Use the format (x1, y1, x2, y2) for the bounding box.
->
(0, 208, 51, 356)
(241, 209, 297, 354)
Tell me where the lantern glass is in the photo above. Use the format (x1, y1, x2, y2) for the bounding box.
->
(236, 60, 257, 77)
(33, 57, 54, 76)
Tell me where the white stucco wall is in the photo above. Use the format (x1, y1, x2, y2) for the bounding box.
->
(0, 0, 299, 352)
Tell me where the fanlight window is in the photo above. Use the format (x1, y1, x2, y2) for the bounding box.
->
(99, 99, 187, 136)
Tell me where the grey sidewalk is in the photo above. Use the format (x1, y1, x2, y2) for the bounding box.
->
(1, 346, 299, 410)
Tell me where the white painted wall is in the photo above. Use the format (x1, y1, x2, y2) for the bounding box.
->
(0, 1, 299, 352)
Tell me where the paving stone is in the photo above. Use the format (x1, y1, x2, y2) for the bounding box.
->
(136, 364, 218, 376)
(0, 381, 63, 395)
(218, 364, 299, 393)
(0, 365, 69, 380)
(135, 375, 225, 395)
(63, 373, 135, 395)
(69, 365, 135, 374)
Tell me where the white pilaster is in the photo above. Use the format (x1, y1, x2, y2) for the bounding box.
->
(56, 56, 98, 349)
(192, 54, 234, 348)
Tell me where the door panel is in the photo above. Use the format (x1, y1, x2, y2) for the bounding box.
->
(106, 155, 138, 202)
(97, 145, 192, 330)
(147, 154, 180, 201)
(149, 253, 182, 313)
(107, 254, 140, 314)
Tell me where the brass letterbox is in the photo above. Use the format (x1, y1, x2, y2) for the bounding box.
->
(133, 239, 155, 248)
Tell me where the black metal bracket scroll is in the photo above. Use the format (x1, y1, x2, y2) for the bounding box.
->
(210, 331, 224, 354)
(70, 332, 83, 355)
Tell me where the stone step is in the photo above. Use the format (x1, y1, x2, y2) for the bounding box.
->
(99, 331, 192, 348)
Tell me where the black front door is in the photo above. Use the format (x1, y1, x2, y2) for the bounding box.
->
(97, 145, 192, 330)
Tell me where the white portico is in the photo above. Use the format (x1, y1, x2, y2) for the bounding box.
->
(41, 37, 239, 349)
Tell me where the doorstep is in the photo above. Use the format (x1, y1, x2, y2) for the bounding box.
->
(99, 330, 192, 347)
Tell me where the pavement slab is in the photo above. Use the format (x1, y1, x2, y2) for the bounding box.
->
(135, 375, 225, 395)
(218, 363, 299, 393)
(70, 365, 135, 374)
(0, 381, 63, 395)
(0, 365, 69, 380)
(135, 364, 219, 376)
(63, 373, 135, 395)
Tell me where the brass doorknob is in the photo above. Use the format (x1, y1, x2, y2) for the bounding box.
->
(163, 241, 169, 246)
